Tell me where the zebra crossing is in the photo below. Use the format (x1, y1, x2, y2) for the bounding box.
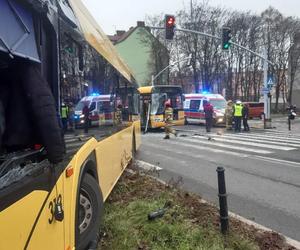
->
(64, 133, 92, 156)
(142, 129, 300, 157)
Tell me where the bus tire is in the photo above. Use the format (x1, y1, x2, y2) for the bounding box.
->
(76, 174, 103, 250)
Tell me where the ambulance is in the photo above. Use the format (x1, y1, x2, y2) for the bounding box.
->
(74, 94, 114, 127)
(184, 93, 227, 125)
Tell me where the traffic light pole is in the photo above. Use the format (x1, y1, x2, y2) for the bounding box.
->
(148, 26, 274, 128)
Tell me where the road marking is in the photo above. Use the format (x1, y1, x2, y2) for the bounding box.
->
(222, 132, 300, 144)
(143, 136, 300, 172)
(135, 160, 162, 171)
(252, 155, 300, 168)
(149, 139, 251, 156)
(216, 133, 300, 147)
(198, 136, 296, 151)
(179, 137, 272, 154)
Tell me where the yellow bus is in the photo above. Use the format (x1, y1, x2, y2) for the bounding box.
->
(0, 0, 140, 249)
(139, 85, 185, 129)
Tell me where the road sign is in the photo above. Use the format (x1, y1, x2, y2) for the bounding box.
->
(267, 78, 274, 89)
(261, 87, 269, 94)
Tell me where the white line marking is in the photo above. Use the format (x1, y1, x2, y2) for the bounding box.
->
(157, 139, 251, 156)
(180, 137, 272, 154)
(198, 136, 296, 151)
(252, 155, 300, 168)
(216, 134, 300, 144)
(216, 134, 300, 147)
(135, 160, 162, 171)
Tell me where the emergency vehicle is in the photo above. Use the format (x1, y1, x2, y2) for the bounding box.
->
(74, 94, 114, 127)
(184, 93, 227, 125)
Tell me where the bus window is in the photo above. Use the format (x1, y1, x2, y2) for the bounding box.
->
(151, 93, 167, 115)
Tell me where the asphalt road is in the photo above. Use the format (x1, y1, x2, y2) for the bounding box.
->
(137, 118, 300, 241)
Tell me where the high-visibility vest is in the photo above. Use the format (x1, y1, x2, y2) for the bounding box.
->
(165, 107, 173, 121)
(234, 104, 242, 117)
(61, 106, 68, 118)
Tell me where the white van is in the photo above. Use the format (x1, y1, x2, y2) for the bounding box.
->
(74, 94, 114, 127)
(184, 93, 227, 125)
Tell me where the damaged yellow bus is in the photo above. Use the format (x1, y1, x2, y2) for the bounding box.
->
(139, 85, 185, 129)
(0, 0, 140, 249)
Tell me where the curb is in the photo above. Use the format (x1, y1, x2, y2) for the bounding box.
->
(128, 163, 300, 250)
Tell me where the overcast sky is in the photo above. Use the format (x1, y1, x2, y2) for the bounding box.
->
(83, 0, 300, 35)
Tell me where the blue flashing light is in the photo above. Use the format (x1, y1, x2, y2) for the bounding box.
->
(91, 92, 100, 96)
(202, 91, 210, 95)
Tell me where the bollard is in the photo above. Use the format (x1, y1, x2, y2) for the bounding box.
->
(216, 166, 229, 234)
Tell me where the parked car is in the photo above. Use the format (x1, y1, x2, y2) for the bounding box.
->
(244, 102, 264, 119)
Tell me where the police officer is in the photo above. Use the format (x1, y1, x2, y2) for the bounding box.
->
(164, 102, 177, 139)
(225, 100, 233, 130)
(203, 100, 214, 132)
(61, 102, 69, 132)
(233, 100, 243, 132)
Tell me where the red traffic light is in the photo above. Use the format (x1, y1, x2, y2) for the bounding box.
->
(166, 16, 175, 26)
(165, 15, 175, 40)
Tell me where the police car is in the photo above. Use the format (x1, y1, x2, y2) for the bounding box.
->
(183, 93, 227, 125)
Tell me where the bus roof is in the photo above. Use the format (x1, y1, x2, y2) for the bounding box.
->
(69, 0, 135, 84)
(138, 85, 182, 94)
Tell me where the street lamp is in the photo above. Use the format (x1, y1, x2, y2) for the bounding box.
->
(151, 54, 192, 86)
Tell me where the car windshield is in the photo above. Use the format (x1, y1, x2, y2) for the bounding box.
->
(210, 99, 227, 110)
(75, 101, 90, 112)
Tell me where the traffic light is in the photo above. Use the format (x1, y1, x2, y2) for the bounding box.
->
(165, 15, 175, 40)
(222, 27, 231, 50)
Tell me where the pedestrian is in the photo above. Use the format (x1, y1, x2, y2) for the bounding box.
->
(82, 103, 90, 133)
(61, 102, 69, 133)
(68, 102, 75, 132)
(225, 100, 233, 130)
(203, 100, 214, 132)
(163, 101, 177, 139)
(233, 100, 243, 132)
(242, 103, 250, 132)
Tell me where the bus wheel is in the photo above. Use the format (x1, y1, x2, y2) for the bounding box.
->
(77, 174, 103, 250)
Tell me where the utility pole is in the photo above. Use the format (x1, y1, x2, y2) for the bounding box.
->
(263, 48, 272, 128)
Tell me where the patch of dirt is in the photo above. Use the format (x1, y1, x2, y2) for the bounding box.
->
(108, 169, 297, 250)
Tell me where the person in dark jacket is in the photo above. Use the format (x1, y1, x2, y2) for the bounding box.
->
(82, 103, 90, 133)
(242, 103, 250, 131)
(203, 100, 214, 132)
(0, 62, 65, 163)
